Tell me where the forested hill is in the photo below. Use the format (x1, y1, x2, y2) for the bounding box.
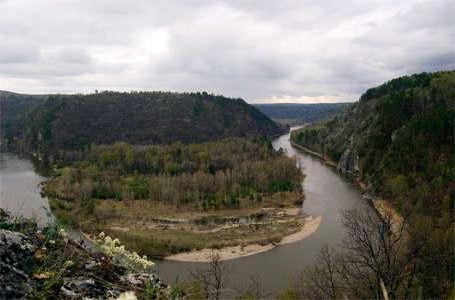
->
(254, 102, 352, 125)
(0, 91, 283, 162)
(0, 91, 46, 150)
(291, 71, 454, 181)
(291, 70, 455, 297)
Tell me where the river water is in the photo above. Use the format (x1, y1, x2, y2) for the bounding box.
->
(0, 128, 371, 296)
(153, 129, 371, 296)
(0, 153, 52, 226)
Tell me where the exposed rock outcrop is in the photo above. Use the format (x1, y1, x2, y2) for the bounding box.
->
(0, 229, 36, 299)
(0, 209, 171, 299)
(292, 71, 455, 197)
(337, 147, 360, 176)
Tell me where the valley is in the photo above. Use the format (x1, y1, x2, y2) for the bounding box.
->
(1, 71, 453, 298)
(1, 1, 453, 298)
(255, 103, 351, 126)
(0, 128, 373, 296)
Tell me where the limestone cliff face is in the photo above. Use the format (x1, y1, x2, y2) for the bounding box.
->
(337, 147, 360, 176)
(291, 70, 455, 195)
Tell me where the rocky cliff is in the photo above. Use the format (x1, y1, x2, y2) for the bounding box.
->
(0, 209, 171, 299)
(291, 70, 455, 190)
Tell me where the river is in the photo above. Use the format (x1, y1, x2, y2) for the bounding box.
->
(0, 128, 372, 296)
(0, 152, 53, 226)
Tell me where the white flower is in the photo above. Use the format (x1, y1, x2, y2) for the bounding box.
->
(58, 228, 68, 238)
(112, 291, 137, 300)
(94, 233, 154, 271)
(64, 260, 74, 267)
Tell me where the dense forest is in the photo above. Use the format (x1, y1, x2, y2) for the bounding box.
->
(0, 91, 46, 151)
(291, 71, 455, 297)
(0, 91, 284, 163)
(45, 138, 302, 210)
(254, 103, 351, 126)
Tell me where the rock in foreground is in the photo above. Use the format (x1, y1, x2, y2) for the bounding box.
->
(0, 209, 171, 299)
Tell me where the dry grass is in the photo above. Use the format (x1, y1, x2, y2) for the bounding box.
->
(49, 191, 305, 258)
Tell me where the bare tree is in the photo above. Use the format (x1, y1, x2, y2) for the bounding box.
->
(296, 209, 424, 299)
(236, 274, 272, 299)
(189, 250, 231, 299)
(296, 245, 340, 299)
(339, 209, 421, 299)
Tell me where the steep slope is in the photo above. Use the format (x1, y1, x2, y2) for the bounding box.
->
(1, 91, 283, 162)
(254, 102, 352, 125)
(0, 91, 45, 152)
(292, 71, 454, 186)
(291, 70, 455, 297)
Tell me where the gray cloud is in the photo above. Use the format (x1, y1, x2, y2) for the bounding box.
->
(0, 43, 41, 63)
(0, 0, 453, 103)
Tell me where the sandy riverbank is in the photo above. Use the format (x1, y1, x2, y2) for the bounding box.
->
(165, 215, 322, 262)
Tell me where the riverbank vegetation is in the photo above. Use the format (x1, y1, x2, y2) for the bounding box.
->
(45, 138, 305, 257)
(290, 71, 455, 297)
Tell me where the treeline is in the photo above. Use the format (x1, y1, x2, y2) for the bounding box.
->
(1, 90, 283, 162)
(291, 70, 455, 297)
(46, 138, 302, 210)
(360, 71, 436, 102)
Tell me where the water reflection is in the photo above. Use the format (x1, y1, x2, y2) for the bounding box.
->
(0, 152, 52, 226)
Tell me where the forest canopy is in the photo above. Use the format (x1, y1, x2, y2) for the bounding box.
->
(0, 91, 284, 162)
(45, 138, 303, 211)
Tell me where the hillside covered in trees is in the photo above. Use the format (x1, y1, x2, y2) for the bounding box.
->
(291, 70, 455, 297)
(0, 91, 284, 163)
(254, 103, 351, 125)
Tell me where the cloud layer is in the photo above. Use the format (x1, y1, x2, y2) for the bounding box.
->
(0, 0, 453, 103)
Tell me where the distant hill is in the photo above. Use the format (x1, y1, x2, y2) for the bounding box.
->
(254, 103, 352, 125)
(291, 70, 455, 297)
(0, 91, 284, 163)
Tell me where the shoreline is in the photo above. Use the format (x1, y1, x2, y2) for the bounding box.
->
(289, 140, 338, 168)
(165, 215, 322, 262)
(289, 138, 403, 226)
(354, 178, 403, 229)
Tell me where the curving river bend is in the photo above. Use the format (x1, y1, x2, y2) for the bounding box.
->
(0, 128, 372, 296)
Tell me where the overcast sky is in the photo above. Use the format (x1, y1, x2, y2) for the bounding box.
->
(1, 0, 454, 103)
